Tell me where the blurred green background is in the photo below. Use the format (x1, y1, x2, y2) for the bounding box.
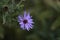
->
(0, 0, 60, 40)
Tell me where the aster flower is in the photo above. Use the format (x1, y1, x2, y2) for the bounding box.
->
(18, 11, 34, 31)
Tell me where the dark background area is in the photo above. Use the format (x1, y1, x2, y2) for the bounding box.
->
(0, 0, 60, 40)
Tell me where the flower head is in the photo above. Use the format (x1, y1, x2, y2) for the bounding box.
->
(18, 11, 34, 31)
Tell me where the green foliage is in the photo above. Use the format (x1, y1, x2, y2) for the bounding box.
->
(0, 0, 60, 40)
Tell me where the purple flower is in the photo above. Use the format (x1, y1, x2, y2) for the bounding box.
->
(18, 11, 34, 31)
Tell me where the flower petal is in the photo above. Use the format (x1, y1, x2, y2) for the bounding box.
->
(24, 11, 27, 18)
(25, 24, 30, 31)
(28, 19, 34, 24)
(19, 22, 23, 24)
(18, 16, 23, 22)
(20, 24, 25, 30)
(27, 13, 31, 19)
(28, 23, 33, 29)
